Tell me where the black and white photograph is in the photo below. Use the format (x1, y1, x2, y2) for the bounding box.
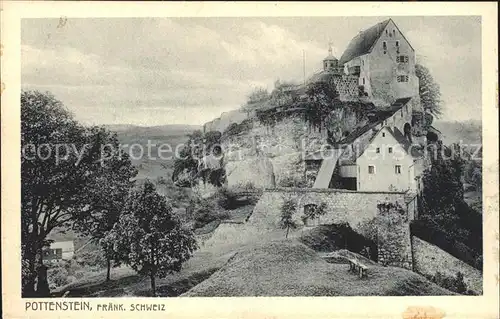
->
(15, 13, 490, 300)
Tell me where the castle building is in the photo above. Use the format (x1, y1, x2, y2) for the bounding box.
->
(305, 18, 430, 193)
(339, 19, 419, 107)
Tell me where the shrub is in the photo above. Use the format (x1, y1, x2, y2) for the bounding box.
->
(430, 271, 472, 295)
(188, 195, 230, 229)
(214, 187, 240, 210)
(279, 198, 298, 238)
(301, 202, 327, 226)
(223, 119, 253, 137)
(47, 264, 71, 291)
(278, 175, 307, 188)
(76, 249, 108, 269)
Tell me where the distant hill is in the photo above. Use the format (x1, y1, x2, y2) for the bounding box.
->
(433, 120, 482, 146)
(104, 124, 202, 138)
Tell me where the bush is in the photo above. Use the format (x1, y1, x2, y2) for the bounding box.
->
(214, 187, 240, 210)
(223, 119, 253, 137)
(47, 264, 71, 291)
(278, 175, 307, 188)
(430, 271, 473, 295)
(76, 249, 108, 269)
(188, 195, 230, 229)
(279, 198, 298, 238)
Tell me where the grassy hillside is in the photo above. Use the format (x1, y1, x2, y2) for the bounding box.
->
(184, 240, 454, 297)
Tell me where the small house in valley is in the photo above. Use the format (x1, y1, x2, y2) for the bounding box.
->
(43, 240, 75, 261)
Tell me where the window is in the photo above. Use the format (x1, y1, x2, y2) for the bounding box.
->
(396, 55, 409, 63)
(362, 77, 365, 85)
(397, 75, 409, 82)
(368, 165, 375, 174)
(393, 29, 396, 36)
(396, 41, 399, 47)
(385, 30, 388, 36)
(382, 132, 385, 137)
(376, 147, 380, 153)
(395, 165, 402, 174)
(388, 147, 393, 153)
(383, 41, 387, 54)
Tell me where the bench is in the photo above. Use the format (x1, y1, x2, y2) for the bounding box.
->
(347, 258, 369, 278)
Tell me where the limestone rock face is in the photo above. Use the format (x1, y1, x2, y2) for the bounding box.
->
(221, 116, 321, 189)
(226, 156, 276, 188)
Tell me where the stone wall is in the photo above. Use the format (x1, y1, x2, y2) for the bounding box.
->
(332, 75, 359, 101)
(411, 236, 483, 294)
(249, 188, 416, 269)
(376, 202, 413, 270)
(249, 188, 411, 231)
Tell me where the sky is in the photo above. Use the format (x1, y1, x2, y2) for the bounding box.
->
(21, 16, 482, 126)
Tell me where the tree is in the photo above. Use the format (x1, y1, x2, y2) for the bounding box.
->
(172, 130, 226, 188)
(279, 199, 298, 238)
(305, 81, 339, 131)
(301, 202, 327, 225)
(172, 130, 203, 186)
(420, 142, 468, 239)
(71, 126, 137, 282)
(246, 87, 269, 105)
(110, 180, 198, 296)
(415, 63, 442, 117)
(21, 90, 137, 296)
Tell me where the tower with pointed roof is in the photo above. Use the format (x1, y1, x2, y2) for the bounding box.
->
(323, 42, 340, 73)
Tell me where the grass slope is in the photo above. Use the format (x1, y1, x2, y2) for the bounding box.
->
(55, 250, 234, 297)
(184, 240, 454, 297)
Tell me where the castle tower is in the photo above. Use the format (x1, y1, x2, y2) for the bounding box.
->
(323, 42, 339, 72)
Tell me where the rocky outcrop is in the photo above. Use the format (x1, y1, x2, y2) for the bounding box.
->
(220, 115, 324, 188)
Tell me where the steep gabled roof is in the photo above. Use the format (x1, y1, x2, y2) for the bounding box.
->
(339, 19, 391, 64)
(388, 127, 424, 158)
